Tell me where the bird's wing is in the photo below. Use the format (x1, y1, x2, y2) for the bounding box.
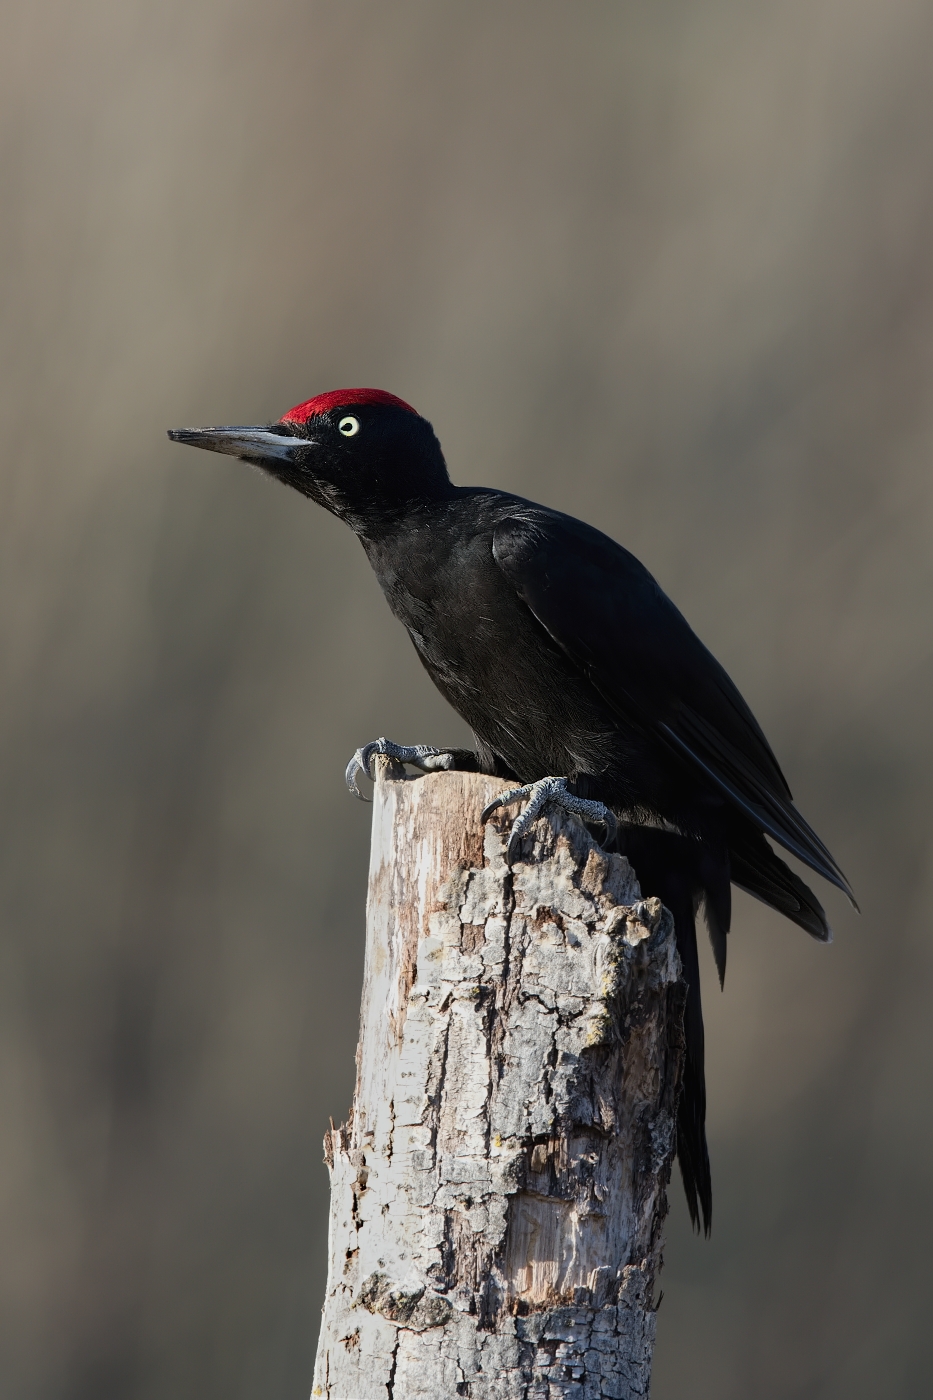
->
(491, 509, 853, 900)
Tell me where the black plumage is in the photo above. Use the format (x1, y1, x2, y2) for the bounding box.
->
(170, 388, 854, 1233)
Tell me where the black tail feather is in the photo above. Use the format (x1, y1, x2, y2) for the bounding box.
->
(617, 827, 715, 1234)
(616, 817, 834, 1237)
(729, 826, 831, 941)
(672, 894, 712, 1235)
(698, 843, 731, 987)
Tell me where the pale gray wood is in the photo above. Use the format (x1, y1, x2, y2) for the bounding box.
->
(312, 759, 684, 1400)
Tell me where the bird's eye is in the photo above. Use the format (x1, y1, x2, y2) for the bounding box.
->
(338, 415, 360, 437)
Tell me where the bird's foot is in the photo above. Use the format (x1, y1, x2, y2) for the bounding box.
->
(345, 738, 457, 801)
(481, 776, 617, 866)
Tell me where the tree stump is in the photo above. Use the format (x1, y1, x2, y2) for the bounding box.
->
(312, 759, 684, 1399)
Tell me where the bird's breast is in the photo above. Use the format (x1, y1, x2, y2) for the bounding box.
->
(365, 524, 628, 787)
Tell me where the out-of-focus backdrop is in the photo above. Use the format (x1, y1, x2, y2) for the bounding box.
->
(2, 2, 931, 1396)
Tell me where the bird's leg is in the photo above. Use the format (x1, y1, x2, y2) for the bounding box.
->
(481, 776, 617, 866)
(345, 738, 470, 801)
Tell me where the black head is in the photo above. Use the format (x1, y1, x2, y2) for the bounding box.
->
(168, 388, 453, 531)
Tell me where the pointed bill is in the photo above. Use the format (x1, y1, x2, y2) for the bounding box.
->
(167, 426, 312, 462)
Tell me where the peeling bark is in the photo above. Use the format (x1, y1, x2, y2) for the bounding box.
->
(312, 759, 684, 1399)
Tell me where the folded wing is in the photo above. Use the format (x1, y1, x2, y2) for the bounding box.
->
(491, 509, 854, 903)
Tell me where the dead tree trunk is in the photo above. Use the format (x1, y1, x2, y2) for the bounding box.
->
(312, 759, 684, 1400)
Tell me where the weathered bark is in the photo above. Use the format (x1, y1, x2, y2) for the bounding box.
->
(312, 759, 684, 1400)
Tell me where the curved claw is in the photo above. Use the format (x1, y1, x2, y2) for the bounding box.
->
(480, 785, 530, 823)
(346, 743, 380, 802)
(345, 738, 458, 801)
(602, 809, 618, 845)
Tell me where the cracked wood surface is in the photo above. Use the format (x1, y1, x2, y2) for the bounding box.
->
(312, 760, 684, 1399)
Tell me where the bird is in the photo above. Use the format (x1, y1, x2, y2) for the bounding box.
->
(169, 387, 855, 1234)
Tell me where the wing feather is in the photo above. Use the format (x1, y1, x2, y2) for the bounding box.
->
(491, 509, 854, 902)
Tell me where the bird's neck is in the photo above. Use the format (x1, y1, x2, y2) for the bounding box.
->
(343, 482, 459, 543)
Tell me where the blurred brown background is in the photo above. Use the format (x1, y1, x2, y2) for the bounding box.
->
(1, 1, 931, 1396)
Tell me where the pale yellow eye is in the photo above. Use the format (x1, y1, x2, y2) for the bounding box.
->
(338, 415, 360, 437)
